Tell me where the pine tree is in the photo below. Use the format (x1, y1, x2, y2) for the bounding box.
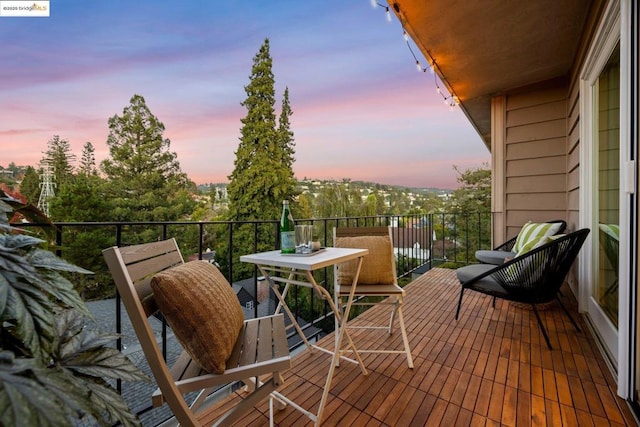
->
(18, 166, 40, 205)
(79, 141, 97, 175)
(221, 38, 298, 281)
(227, 38, 296, 222)
(278, 87, 296, 170)
(101, 94, 194, 221)
(42, 135, 76, 186)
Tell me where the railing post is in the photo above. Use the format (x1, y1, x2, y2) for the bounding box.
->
(253, 222, 259, 319)
(465, 214, 470, 264)
(198, 222, 204, 260)
(55, 226, 63, 257)
(115, 224, 123, 394)
(227, 223, 233, 282)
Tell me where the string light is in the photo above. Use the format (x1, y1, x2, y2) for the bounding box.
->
(372, 1, 460, 109)
(371, 0, 391, 21)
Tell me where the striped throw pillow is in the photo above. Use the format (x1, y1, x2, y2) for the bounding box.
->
(515, 233, 565, 257)
(513, 222, 564, 254)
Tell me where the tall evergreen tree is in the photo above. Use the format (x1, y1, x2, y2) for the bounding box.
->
(221, 39, 298, 281)
(278, 87, 296, 171)
(42, 135, 76, 186)
(18, 166, 40, 205)
(79, 141, 97, 175)
(227, 38, 296, 222)
(101, 94, 194, 222)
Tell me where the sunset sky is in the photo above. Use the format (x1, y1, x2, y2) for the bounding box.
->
(1, 1, 489, 189)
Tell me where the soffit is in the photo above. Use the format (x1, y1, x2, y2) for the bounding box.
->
(391, 0, 593, 147)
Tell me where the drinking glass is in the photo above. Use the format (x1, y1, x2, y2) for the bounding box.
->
(295, 225, 314, 254)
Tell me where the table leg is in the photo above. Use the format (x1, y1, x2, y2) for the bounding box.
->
(313, 258, 367, 426)
(258, 266, 315, 351)
(251, 258, 368, 426)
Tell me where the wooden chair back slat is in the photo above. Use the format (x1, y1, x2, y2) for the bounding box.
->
(118, 239, 183, 264)
(335, 226, 391, 238)
(125, 251, 183, 284)
(226, 324, 245, 369)
(273, 317, 288, 359)
(257, 317, 274, 363)
(238, 319, 259, 367)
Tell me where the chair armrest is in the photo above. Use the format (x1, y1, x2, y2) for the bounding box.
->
(493, 236, 517, 252)
(463, 245, 547, 289)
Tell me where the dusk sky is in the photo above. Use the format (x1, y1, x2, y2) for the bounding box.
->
(1, 1, 489, 189)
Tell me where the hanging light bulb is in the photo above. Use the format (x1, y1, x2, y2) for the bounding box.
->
(415, 60, 422, 72)
(385, 6, 391, 21)
(403, 30, 409, 42)
(428, 60, 435, 74)
(370, 0, 377, 8)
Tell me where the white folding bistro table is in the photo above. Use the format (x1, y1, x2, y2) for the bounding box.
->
(240, 247, 369, 426)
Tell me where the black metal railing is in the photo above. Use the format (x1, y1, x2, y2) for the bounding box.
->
(12, 211, 491, 423)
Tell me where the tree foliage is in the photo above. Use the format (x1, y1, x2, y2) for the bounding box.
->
(100, 94, 195, 221)
(79, 141, 97, 176)
(18, 166, 40, 206)
(449, 164, 491, 214)
(444, 164, 492, 261)
(314, 179, 364, 218)
(42, 135, 76, 187)
(226, 38, 297, 222)
(221, 39, 298, 280)
(278, 87, 295, 171)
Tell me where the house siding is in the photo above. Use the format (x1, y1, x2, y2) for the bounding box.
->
(500, 83, 570, 239)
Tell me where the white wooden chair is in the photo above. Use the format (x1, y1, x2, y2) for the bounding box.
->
(333, 227, 414, 368)
(103, 238, 291, 426)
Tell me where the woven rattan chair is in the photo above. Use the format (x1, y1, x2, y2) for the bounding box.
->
(456, 228, 590, 349)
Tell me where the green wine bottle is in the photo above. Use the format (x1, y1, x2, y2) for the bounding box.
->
(280, 200, 295, 253)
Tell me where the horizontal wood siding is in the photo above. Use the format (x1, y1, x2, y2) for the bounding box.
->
(503, 83, 570, 238)
(567, 44, 582, 235)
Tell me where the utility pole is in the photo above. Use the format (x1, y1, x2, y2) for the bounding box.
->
(37, 161, 56, 217)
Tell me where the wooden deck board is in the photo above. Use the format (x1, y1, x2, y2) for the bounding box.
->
(179, 268, 638, 426)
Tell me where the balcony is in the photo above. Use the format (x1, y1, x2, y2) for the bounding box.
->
(10, 214, 637, 425)
(200, 268, 635, 426)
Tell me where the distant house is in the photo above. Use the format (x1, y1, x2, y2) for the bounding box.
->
(232, 276, 274, 319)
(390, 226, 433, 260)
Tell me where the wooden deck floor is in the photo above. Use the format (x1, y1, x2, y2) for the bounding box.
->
(202, 268, 638, 426)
